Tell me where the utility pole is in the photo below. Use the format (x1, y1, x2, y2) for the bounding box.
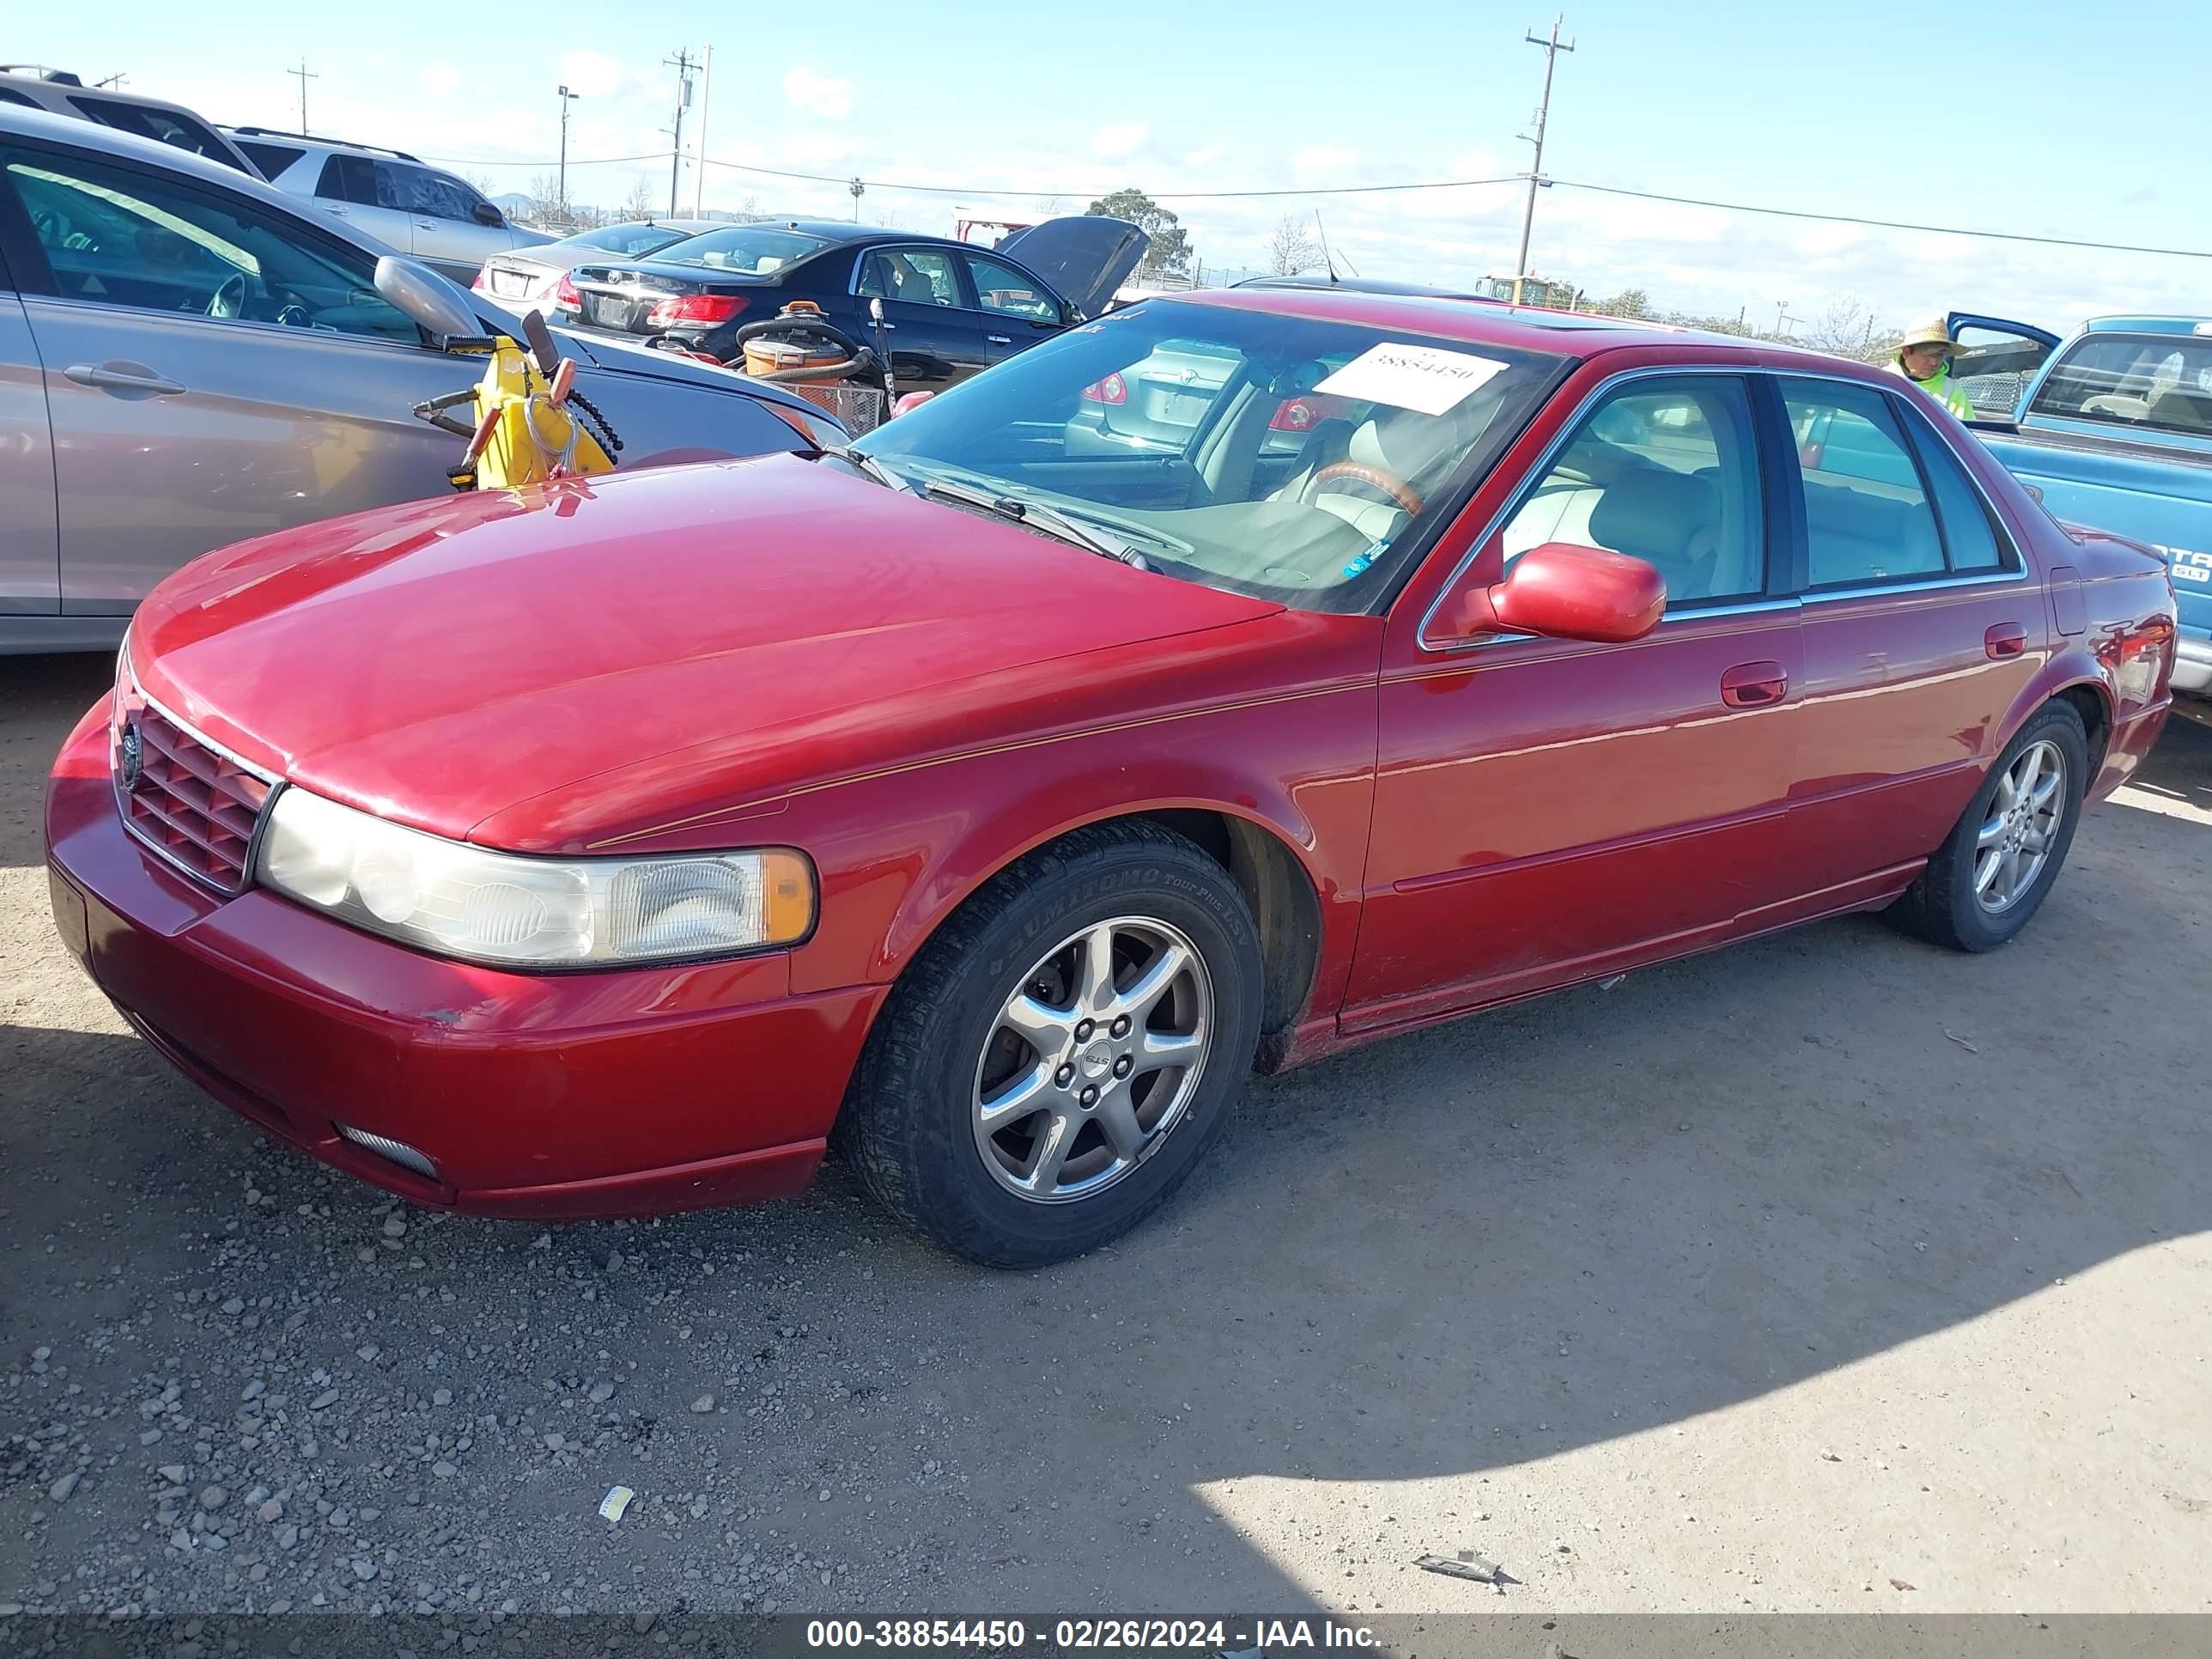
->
(1775, 299, 1788, 335)
(1512, 15, 1574, 307)
(288, 58, 317, 133)
(848, 176, 865, 216)
(691, 45, 713, 218)
(663, 49, 697, 218)
(556, 85, 580, 212)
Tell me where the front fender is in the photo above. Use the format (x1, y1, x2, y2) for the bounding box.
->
(781, 669, 1382, 1030)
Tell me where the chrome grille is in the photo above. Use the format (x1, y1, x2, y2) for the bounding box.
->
(114, 674, 276, 895)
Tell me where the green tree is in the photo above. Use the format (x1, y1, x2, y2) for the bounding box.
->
(1086, 187, 1194, 281)
(1592, 288, 1651, 319)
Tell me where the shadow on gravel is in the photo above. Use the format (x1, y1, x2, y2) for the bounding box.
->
(3, 692, 2208, 1613)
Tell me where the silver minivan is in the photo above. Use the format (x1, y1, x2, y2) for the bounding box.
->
(222, 128, 552, 285)
(0, 105, 836, 654)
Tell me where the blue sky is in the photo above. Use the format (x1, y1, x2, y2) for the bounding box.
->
(11, 0, 2208, 332)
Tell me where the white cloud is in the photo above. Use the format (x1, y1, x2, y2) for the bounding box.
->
(557, 50, 627, 100)
(1292, 145, 1357, 173)
(1091, 123, 1148, 159)
(1183, 144, 1224, 169)
(420, 63, 463, 96)
(783, 66, 854, 120)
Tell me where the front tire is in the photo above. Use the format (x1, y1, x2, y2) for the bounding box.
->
(1891, 699, 2089, 952)
(837, 823, 1264, 1267)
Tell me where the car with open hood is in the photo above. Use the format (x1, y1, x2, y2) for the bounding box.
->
(562, 215, 1147, 389)
(46, 287, 2177, 1267)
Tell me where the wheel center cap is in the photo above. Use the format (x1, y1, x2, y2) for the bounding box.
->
(1079, 1042, 1114, 1079)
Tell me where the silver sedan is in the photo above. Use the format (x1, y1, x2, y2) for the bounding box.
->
(0, 108, 832, 654)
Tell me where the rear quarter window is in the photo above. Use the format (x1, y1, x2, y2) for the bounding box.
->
(234, 141, 306, 181)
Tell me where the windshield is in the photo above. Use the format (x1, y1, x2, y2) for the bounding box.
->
(568, 221, 696, 258)
(657, 225, 830, 275)
(855, 299, 1566, 612)
(2029, 332, 2212, 439)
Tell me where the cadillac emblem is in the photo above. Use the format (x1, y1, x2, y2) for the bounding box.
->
(118, 720, 142, 791)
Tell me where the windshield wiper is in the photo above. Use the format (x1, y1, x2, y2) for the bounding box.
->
(816, 444, 912, 493)
(920, 477, 1151, 569)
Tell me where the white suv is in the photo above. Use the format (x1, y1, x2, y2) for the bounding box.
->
(222, 128, 551, 283)
(0, 65, 258, 175)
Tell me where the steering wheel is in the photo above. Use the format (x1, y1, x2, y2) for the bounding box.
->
(1300, 460, 1425, 518)
(206, 272, 250, 320)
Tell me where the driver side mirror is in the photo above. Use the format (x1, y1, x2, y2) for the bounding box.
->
(473, 202, 504, 228)
(1443, 541, 1666, 645)
(889, 391, 936, 419)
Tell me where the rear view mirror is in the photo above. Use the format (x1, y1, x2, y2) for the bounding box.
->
(1448, 541, 1666, 645)
(373, 255, 481, 342)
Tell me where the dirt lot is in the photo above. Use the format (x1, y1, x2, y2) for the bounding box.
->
(3, 650, 2209, 1621)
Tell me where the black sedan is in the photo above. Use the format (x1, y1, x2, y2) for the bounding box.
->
(562, 216, 1147, 390)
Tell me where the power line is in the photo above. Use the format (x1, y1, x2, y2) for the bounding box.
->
(1549, 179, 2212, 261)
(411, 145, 2212, 261)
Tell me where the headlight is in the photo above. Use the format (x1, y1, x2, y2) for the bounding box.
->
(254, 787, 813, 968)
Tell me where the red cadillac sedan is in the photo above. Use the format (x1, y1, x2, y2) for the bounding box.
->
(46, 290, 2177, 1267)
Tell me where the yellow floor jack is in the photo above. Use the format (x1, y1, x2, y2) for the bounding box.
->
(412, 311, 622, 490)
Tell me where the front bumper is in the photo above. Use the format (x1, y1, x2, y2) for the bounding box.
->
(43, 696, 884, 1220)
(2171, 630, 2212, 695)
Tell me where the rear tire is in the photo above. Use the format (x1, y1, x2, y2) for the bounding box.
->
(836, 823, 1264, 1267)
(1890, 699, 2088, 952)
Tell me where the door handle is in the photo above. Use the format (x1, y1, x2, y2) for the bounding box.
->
(64, 362, 186, 397)
(323, 204, 347, 215)
(986, 334, 1012, 345)
(1720, 659, 1789, 708)
(1984, 623, 2027, 659)
(416, 220, 439, 230)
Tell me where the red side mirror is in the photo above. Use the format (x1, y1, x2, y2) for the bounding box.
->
(1451, 541, 1666, 645)
(890, 391, 935, 419)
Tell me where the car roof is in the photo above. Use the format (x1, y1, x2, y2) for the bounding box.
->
(0, 102, 311, 195)
(220, 126, 425, 163)
(1236, 274, 1492, 301)
(2081, 315, 2212, 337)
(1147, 284, 1858, 366)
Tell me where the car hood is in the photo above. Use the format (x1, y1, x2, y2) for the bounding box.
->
(129, 456, 1281, 849)
(995, 216, 1151, 321)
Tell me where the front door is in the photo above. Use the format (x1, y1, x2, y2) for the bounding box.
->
(1346, 372, 1802, 1030)
(1778, 375, 2044, 892)
(854, 245, 989, 388)
(960, 249, 1065, 371)
(1944, 312, 2061, 422)
(0, 137, 475, 613)
(0, 289, 60, 614)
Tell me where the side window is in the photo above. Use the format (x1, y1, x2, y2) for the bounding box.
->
(234, 141, 306, 182)
(2, 146, 425, 346)
(963, 252, 1059, 322)
(398, 167, 479, 223)
(1782, 381, 1947, 588)
(1896, 404, 2013, 574)
(1500, 376, 1765, 608)
(64, 97, 243, 171)
(2029, 334, 2212, 438)
(857, 246, 959, 307)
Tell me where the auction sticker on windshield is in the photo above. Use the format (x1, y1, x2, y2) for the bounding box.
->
(1315, 343, 1508, 416)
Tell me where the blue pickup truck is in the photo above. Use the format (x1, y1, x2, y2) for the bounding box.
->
(1942, 313, 2212, 696)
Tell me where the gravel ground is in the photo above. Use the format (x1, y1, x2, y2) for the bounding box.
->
(3, 651, 2210, 1622)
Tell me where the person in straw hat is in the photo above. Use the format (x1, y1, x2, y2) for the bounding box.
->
(1887, 319, 1974, 419)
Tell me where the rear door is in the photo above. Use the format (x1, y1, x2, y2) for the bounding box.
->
(1777, 374, 2042, 894)
(0, 136, 475, 613)
(853, 244, 988, 387)
(313, 154, 417, 257)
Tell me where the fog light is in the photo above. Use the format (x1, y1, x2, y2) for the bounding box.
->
(335, 1124, 439, 1182)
